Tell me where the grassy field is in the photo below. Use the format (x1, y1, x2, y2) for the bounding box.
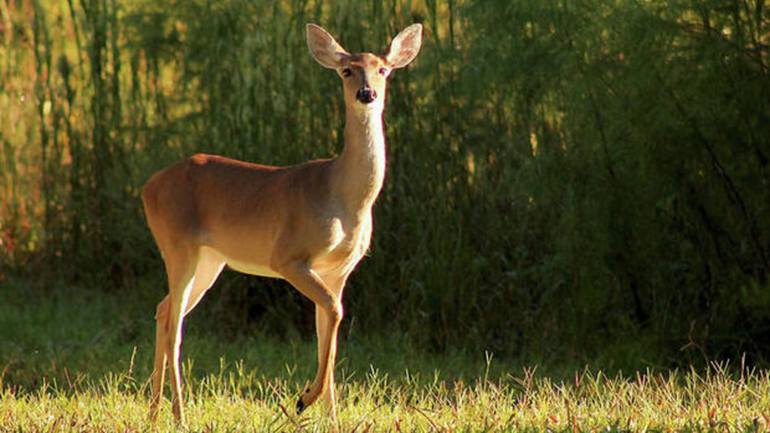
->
(3, 365, 769, 432)
(2, 280, 769, 432)
(3, 2, 769, 431)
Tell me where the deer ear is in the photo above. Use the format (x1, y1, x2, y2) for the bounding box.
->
(386, 24, 423, 69)
(306, 24, 350, 69)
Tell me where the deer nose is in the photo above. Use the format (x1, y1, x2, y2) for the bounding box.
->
(356, 87, 377, 104)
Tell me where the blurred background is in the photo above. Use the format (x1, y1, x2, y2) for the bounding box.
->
(1, 0, 769, 377)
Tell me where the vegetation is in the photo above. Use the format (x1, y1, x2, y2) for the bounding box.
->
(4, 366, 769, 432)
(1, 283, 769, 432)
(1, 0, 769, 374)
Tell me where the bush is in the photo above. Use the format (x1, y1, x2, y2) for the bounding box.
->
(1, 0, 768, 366)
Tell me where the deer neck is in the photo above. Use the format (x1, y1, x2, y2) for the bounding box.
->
(334, 106, 386, 216)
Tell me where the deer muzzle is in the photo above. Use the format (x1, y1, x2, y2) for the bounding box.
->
(356, 87, 377, 104)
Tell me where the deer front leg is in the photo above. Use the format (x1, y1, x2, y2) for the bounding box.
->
(276, 262, 343, 415)
(315, 305, 341, 418)
(316, 273, 348, 418)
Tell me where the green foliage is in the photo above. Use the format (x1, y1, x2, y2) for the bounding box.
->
(459, 0, 770, 361)
(1, 0, 769, 365)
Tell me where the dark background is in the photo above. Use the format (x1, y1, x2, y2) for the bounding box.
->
(1, 0, 769, 370)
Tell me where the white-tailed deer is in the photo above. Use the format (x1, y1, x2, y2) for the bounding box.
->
(141, 23, 423, 424)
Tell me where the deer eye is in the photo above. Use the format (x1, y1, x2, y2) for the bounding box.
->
(379, 67, 389, 75)
(342, 68, 352, 77)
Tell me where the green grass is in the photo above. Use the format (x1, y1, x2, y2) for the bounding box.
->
(2, 281, 769, 432)
(2, 361, 769, 432)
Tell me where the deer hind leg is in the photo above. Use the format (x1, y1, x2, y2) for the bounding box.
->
(184, 247, 226, 316)
(150, 247, 225, 424)
(148, 246, 196, 424)
(149, 295, 170, 422)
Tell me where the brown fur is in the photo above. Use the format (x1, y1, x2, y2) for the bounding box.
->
(142, 23, 422, 425)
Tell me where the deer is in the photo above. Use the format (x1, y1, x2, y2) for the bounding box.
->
(140, 23, 423, 424)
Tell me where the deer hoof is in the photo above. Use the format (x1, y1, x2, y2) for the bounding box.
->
(296, 388, 311, 414)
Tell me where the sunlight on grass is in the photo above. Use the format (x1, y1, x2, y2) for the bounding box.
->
(2, 360, 769, 432)
(2, 279, 769, 431)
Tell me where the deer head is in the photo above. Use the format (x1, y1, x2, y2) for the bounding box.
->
(306, 23, 423, 112)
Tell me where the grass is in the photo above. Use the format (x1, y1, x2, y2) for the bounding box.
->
(1, 280, 769, 432)
(2, 361, 769, 432)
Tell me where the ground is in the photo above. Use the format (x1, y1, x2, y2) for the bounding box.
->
(1, 282, 768, 432)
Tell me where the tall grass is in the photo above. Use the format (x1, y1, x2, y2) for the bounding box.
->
(1, 0, 769, 365)
(3, 278, 769, 432)
(3, 361, 770, 432)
